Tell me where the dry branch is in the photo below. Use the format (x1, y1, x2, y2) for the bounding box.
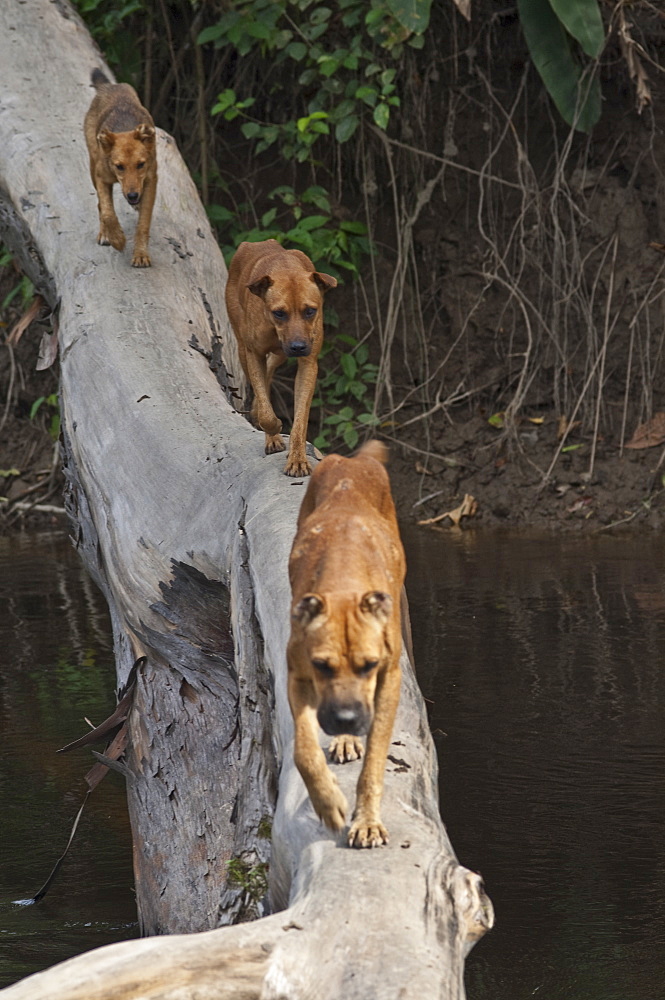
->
(0, 2, 492, 996)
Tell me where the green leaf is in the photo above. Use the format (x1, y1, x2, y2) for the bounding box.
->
(206, 204, 235, 223)
(488, 412, 504, 428)
(335, 114, 359, 143)
(355, 85, 378, 107)
(294, 214, 330, 231)
(517, 0, 601, 132)
(373, 101, 390, 129)
(386, 0, 433, 34)
(549, 0, 605, 58)
(343, 425, 359, 450)
(339, 220, 368, 234)
(340, 353, 357, 379)
(29, 396, 45, 420)
(241, 122, 263, 139)
(287, 41, 308, 61)
(0, 468, 21, 478)
(197, 24, 225, 45)
(211, 88, 236, 116)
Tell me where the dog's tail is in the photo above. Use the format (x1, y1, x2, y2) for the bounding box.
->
(358, 439, 388, 466)
(91, 68, 111, 89)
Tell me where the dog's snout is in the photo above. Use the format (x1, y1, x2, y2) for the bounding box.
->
(284, 339, 311, 358)
(126, 191, 140, 206)
(318, 701, 370, 737)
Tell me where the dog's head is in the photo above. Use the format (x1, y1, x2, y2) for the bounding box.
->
(247, 269, 337, 357)
(97, 124, 156, 207)
(291, 590, 394, 736)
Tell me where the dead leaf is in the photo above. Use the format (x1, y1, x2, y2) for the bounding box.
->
(624, 412, 665, 450)
(557, 415, 580, 439)
(415, 461, 432, 475)
(649, 242, 665, 255)
(451, 0, 471, 20)
(418, 493, 478, 527)
(36, 330, 58, 370)
(619, 10, 651, 114)
(567, 496, 593, 514)
(6, 294, 45, 347)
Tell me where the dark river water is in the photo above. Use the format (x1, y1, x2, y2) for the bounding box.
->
(1, 527, 664, 997)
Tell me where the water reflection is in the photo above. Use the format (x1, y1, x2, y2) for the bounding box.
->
(1, 527, 664, 997)
(403, 525, 665, 1000)
(0, 533, 137, 988)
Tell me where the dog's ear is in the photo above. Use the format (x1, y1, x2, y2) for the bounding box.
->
(134, 124, 155, 144)
(360, 591, 392, 620)
(97, 129, 115, 153)
(311, 272, 337, 293)
(247, 275, 273, 299)
(293, 593, 326, 625)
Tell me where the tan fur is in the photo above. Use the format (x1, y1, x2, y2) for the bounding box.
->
(225, 239, 337, 477)
(84, 69, 157, 267)
(287, 441, 406, 847)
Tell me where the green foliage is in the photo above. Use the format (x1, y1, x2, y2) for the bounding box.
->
(313, 336, 379, 451)
(211, 183, 370, 279)
(200, 1, 409, 162)
(517, 0, 604, 132)
(29, 393, 60, 441)
(71, 0, 146, 81)
(0, 246, 34, 313)
(226, 857, 269, 903)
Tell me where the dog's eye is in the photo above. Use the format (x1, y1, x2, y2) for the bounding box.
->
(303, 307, 317, 320)
(272, 309, 288, 322)
(312, 658, 334, 677)
(115, 164, 125, 172)
(359, 659, 379, 675)
(136, 161, 146, 170)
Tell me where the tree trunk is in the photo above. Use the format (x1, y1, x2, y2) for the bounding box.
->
(0, 2, 493, 997)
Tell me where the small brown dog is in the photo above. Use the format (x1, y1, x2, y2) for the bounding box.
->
(225, 239, 337, 477)
(84, 69, 157, 267)
(287, 440, 406, 847)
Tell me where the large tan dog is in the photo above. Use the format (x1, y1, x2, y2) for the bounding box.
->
(287, 441, 406, 847)
(225, 239, 337, 477)
(84, 69, 157, 267)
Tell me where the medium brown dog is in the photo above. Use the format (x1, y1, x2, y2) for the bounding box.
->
(287, 440, 406, 847)
(84, 69, 157, 267)
(225, 239, 337, 477)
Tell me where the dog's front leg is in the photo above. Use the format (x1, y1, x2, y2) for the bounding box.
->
(244, 349, 285, 455)
(95, 178, 125, 253)
(132, 174, 156, 267)
(284, 356, 318, 477)
(348, 662, 401, 848)
(289, 679, 348, 831)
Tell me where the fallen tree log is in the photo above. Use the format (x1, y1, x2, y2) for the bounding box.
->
(0, 2, 493, 997)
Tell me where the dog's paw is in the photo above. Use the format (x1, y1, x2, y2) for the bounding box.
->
(311, 778, 348, 832)
(348, 816, 389, 849)
(132, 251, 151, 268)
(100, 227, 126, 252)
(283, 456, 312, 477)
(329, 735, 364, 764)
(265, 433, 286, 455)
